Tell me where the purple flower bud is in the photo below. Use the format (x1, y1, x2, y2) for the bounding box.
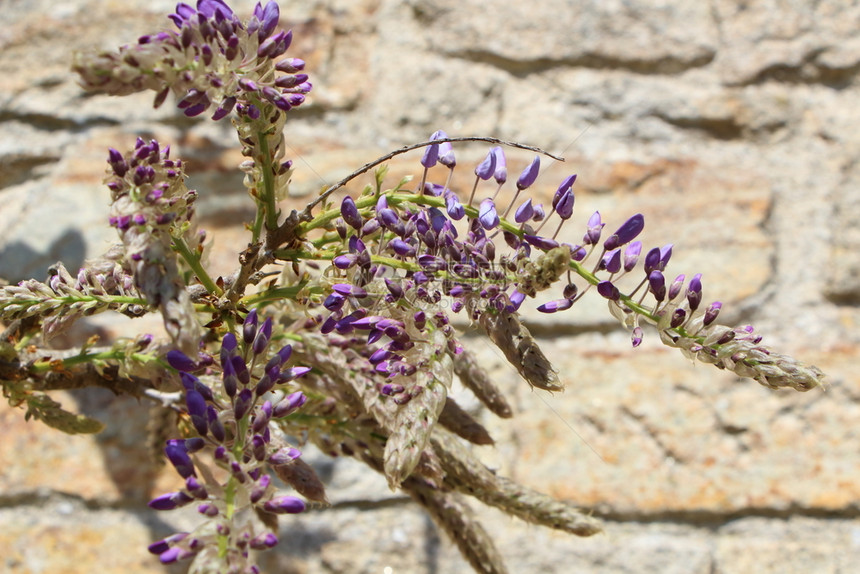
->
(269, 446, 302, 465)
(475, 149, 496, 180)
(279, 366, 311, 382)
(420, 135, 441, 168)
(668, 274, 686, 300)
(149, 491, 193, 511)
(537, 298, 574, 313)
(167, 349, 197, 372)
(220, 331, 237, 355)
(332, 283, 367, 298)
(686, 273, 703, 311)
(323, 292, 346, 311)
(515, 198, 534, 223)
(603, 214, 645, 251)
(276, 57, 305, 72)
(207, 406, 226, 442)
(597, 280, 620, 301)
(647, 244, 673, 272)
(390, 238, 416, 257)
(185, 437, 205, 453)
(703, 301, 722, 326)
(623, 241, 642, 272)
(340, 196, 362, 229)
(369, 348, 393, 364)
(670, 308, 687, 328)
(523, 234, 559, 250)
(478, 199, 499, 230)
(165, 440, 196, 479)
(230, 461, 247, 483)
(418, 254, 447, 272)
(250, 532, 279, 550)
(252, 317, 272, 355)
(516, 156, 541, 190)
(631, 326, 643, 347)
(107, 148, 128, 177)
(384, 278, 403, 299)
(553, 174, 577, 204)
(252, 401, 273, 434)
(361, 218, 380, 236)
(243, 309, 259, 345)
(439, 140, 456, 168)
(251, 435, 267, 461)
(263, 495, 306, 514)
(648, 270, 666, 301)
(198, 503, 219, 517)
(532, 204, 546, 221)
(445, 192, 465, 220)
(602, 249, 622, 273)
(273, 391, 306, 418)
(186, 476, 207, 499)
(250, 474, 271, 504)
(377, 207, 400, 229)
(147, 532, 188, 555)
(234, 388, 253, 421)
(491, 147, 507, 184)
(186, 390, 208, 436)
(255, 371, 275, 396)
(555, 188, 575, 220)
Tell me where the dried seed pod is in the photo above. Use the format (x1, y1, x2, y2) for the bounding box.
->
(453, 348, 513, 418)
(479, 309, 562, 392)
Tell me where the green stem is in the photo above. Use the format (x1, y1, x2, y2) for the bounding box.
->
(172, 236, 223, 296)
(257, 132, 280, 233)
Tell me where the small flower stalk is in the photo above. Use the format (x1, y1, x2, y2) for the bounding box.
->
(0, 1, 826, 573)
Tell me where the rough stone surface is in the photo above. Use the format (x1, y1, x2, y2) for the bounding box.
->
(2, 0, 859, 573)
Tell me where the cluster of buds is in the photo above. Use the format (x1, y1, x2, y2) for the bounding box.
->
(148, 310, 316, 571)
(73, 0, 310, 121)
(0, 255, 143, 339)
(306, 130, 825, 392)
(106, 137, 203, 354)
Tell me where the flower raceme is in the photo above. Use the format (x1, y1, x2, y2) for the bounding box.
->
(150, 313, 315, 570)
(305, 133, 824, 393)
(73, 0, 310, 121)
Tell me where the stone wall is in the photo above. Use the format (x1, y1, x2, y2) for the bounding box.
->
(1, 0, 859, 572)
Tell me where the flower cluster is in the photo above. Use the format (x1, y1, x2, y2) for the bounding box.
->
(73, 0, 310, 121)
(148, 310, 315, 571)
(304, 132, 824, 392)
(106, 137, 205, 353)
(0, 253, 143, 340)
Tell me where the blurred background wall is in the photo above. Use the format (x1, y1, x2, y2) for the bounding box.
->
(1, 1, 859, 572)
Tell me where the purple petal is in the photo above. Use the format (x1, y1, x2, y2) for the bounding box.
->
(516, 156, 541, 191)
(475, 149, 496, 180)
(583, 211, 604, 245)
(602, 249, 622, 273)
(263, 495, 306, 514)
(603, 213, 645, 251)
(523, 234, 559, 250)
(478, 199, 499, 230)
(597, 280, 620, 301)
(555, 188, 575, 220)
(514, 198, 534, 223)
(686, 273, 703, 311)
(166, 349, 196, 372)
(648, 271, 666, 301)
(537, 298, 574, 313)
(340, 196, 362, 229)
(623, 241, 642, 272)
(491, 147, 507, 184)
